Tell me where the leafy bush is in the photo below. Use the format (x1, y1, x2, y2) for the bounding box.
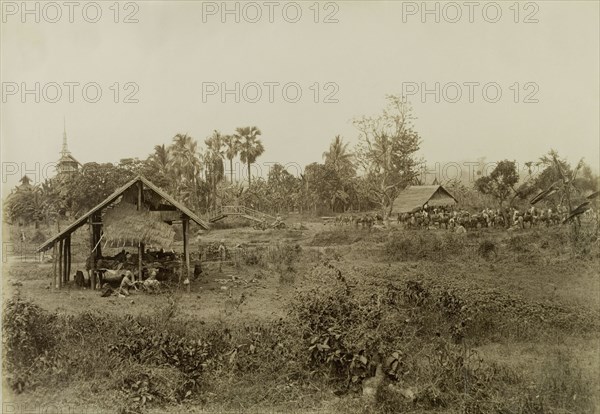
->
(265, 243, 302, 272)
(3, 298, 60, 393)
(310, 229, 363, 246)
(385, 232, 467, 261)
(477, 240, 497, 259)
(240, 248, 263, 266)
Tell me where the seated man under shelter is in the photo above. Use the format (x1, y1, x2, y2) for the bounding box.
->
(119, 270, 136, 296)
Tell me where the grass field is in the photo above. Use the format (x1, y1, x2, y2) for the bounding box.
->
(2, 220, 599, 413)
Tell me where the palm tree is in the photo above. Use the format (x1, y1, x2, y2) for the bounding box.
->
(150, 144, 170, 172)
(169, 134, 202, 208)
(204, 131, 225, 209)
(323, 135, 354, 177)
(323, 135, 354, 171)
(147, 144, 171, 190)
(223, 134, 241, 183)
(235, 126, 265, 188)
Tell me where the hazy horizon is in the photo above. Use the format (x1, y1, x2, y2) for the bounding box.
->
(2, 1, 599, 197)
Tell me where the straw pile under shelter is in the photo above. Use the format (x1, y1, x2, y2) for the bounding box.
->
(103, 201, 175, 249)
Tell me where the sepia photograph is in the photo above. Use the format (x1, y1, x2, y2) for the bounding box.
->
(1, 1, 599, 413)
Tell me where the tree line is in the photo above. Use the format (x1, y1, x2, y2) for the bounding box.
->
(4, 95, 599, 227)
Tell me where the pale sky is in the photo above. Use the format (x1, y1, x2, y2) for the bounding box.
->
(1, 1, 599, 196)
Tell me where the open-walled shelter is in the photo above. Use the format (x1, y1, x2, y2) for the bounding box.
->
(37, 176, 210, 289)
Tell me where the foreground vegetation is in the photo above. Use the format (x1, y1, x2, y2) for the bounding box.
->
(3, 225, 598, 413)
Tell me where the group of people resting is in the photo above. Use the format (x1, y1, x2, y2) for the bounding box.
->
(100, 267, 161, 297)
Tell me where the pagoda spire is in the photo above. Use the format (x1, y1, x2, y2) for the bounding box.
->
(61, 116, 70, 156)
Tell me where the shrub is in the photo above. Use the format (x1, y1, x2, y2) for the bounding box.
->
(310, 229, 362, 246)
(240, 247, 264, 266)
(507, 234, 530, 253)
(477, 240, 497, 259)
(2, 298, 60, 393)
(385, 232, 467, 261)
(265, 243, 302, 272)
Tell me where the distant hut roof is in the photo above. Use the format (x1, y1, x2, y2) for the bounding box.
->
(37, 176, 210, 252)
(392, 185, 457, 214)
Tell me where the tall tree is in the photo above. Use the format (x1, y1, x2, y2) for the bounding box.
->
(531, 150, 594, 214)
(223, 134, 241, 183)
(64, 162, 133, 215)
(39, 179, 65, 229)
(143, 144, 172, 190)
(323, 135, 356, 212)
(354, 95, 421, 216)
(267, 164, 300, 213)
(204, 131, 225, 209)
(236, 126, 265, 188)
(474, 160, 519, 207)
(168, 134, 202, 208)
(4, 185, 43, 226)
(323, 135, 354, 178)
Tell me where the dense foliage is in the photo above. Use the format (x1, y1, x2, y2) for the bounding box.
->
(4, 98, 599, 226)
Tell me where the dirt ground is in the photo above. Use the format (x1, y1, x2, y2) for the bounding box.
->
(2, 222, 331, 321)
(2, 219, 599, 413)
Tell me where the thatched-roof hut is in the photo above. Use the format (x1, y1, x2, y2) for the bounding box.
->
(37, 176, 210, 289)
(392, 185, 457, 214)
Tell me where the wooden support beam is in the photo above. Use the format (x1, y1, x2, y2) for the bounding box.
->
(137, 181, 144, 282)
(66, 235, 71, 282)
(89, 218, 96, 290)
(52, 243, 58, 289)
(138, 242, 144, 282)
(58, 239, 63, 289)
(92, 212, 103, 260)
(63, 237, 68, 283)
(182, 216, 190, 281)
(96, 222, 103, 259)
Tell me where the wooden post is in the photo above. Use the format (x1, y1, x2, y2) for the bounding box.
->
(62, 237, 67, 283)
(97, 224, 103, 259)
(89, 218, 96, 290)
(182, 216, 190, 281)
(66, 238, 69, 281)
(58, 239, 63, 289)
(138, 242, 144, 282)
(52, 243, 57, 289)
(137, 181, 144, 282)
(66, 235, 71, 282)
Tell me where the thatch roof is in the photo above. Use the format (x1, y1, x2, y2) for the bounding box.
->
(37, 176, 210, 252)
(103, 201, 175, 249)
(392, 185, 457, 214)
